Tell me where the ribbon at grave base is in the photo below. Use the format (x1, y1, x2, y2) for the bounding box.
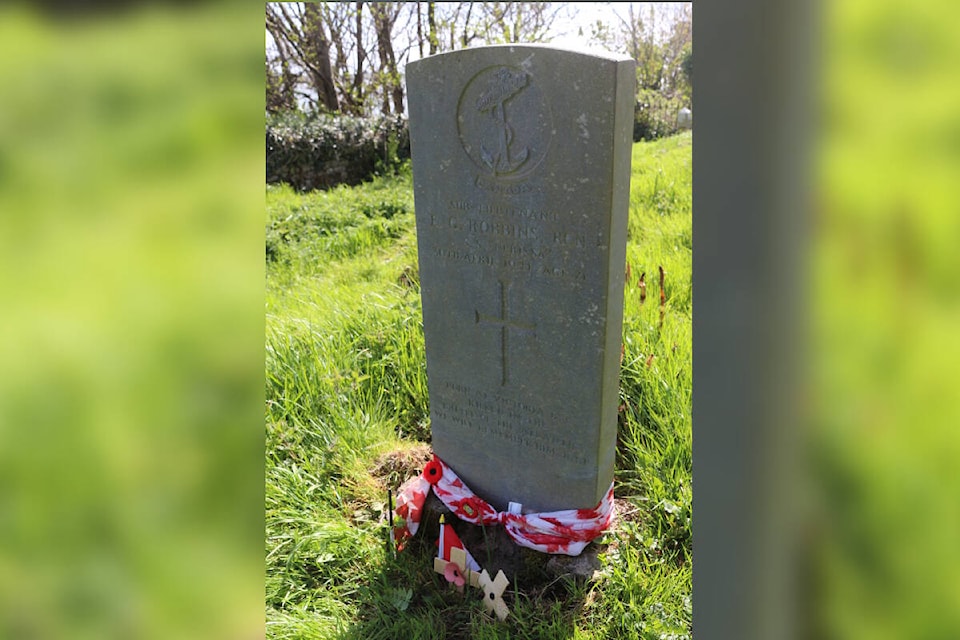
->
(393, 454, 615, 556)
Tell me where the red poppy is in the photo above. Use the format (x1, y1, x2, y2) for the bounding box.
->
(450, 495, 491, 522)
(423, 456, 444, 485)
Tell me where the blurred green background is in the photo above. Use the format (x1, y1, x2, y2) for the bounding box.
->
(0, 4, 265, 639)
(810, 0, 960, 636)
(0, 1, 958, 638)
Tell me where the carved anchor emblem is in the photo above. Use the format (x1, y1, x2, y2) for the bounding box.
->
(475, 68, 530, 176)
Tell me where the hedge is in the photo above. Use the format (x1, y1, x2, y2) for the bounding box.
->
(634, 89, 689, 142)
(266, 111, 410, 192)
(266, 97, 689, 192)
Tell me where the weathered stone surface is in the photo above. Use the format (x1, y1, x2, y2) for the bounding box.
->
(407, 45, 635, 513)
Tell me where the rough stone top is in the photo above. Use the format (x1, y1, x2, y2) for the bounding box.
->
(409, 43, 634, 70)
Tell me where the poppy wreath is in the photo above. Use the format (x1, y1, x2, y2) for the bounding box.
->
(393, 454, 615, 556)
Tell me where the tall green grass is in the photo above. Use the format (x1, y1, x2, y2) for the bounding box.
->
(266, 132, 692, 638)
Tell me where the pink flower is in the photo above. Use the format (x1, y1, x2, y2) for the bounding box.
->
(443, 562, 465, 587)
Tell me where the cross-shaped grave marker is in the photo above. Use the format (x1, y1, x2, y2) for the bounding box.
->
(474, 280, 535, 386)
(478, 568, 510, 620)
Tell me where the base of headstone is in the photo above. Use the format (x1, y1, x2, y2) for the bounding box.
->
(544, 550, 602, 581)
(420, 491, 605, 585)
(374, 446, 614, 585)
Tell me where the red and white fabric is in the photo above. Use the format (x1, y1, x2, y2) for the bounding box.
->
(394, 454, 615, 556)
(438, 519, 481, 571)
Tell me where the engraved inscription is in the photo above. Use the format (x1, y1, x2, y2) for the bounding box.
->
(475, 280, 535, 386)
(458, 66, 552, 180)
(435, 247, 494, 265)
(428, 199, 591, 284)
(474, 175, 544, 194)
(433, 381, 588, 465)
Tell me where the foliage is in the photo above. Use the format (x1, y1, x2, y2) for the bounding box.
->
(265, 132, 692, 638)
(809, 0, 960, 637)
(265, 3, 691, 131)
(473, 2, 572, 44)
(679, 45, 693, 98)
(0, 4, 265, 639)
(266, 2, 573, 119)
(266, 110, 410, 191)
(588, 3, 692, 141)
(265, 173, 414, 267)
(634, 89, 688, 142)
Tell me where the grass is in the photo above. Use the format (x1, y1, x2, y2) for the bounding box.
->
(266, 131, 692, 639)
(0, 5, 266, 638)
(805, 0, 960, 636)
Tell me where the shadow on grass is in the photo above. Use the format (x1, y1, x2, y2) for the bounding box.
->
(336, 524, 592, 640)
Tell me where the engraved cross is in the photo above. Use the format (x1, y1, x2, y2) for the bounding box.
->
(475, 280, 535, 386)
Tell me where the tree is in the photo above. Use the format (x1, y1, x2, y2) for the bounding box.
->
(414, 3, 480, 56)
(265, 6, 302, 112)
(588, 2, 692, 103)
(583, 18, 617, 52)
(455, 2, 478, 48)
(584, 2, 692, 139)
(264, 2, 692, 122)
(303, 2, 340, 111)
(322, 2, 369, 115)
(265, 5, 299, 113)
(266, 1, 413, 117)
(369, 2, 406, 115)
(427, 2, 438, 55)
(266, 61, 291, 113)
(618, 3, 665, 91)
(478, 2, 569, 44)
(265, 2, 340, 112)
(660, 4, 692, 101)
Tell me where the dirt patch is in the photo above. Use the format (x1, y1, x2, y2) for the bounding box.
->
(371, 442, 432, 491)
(613, 497, 643, 524)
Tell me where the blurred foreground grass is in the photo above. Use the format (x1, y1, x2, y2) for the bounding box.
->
(810, 0, 960, 636)
(0, 5, 264, 639)
(2, 0, 960, 637)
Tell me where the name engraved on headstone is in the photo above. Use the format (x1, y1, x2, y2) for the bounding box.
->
(427, 200, 596, 284)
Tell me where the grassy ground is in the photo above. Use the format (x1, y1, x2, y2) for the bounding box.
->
(265, 132, 692, 639)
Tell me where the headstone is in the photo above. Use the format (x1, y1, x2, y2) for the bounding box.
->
(677, 107, 693, 130)
(406, 45, 635, 513)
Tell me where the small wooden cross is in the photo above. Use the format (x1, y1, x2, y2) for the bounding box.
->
(433, 546, 480, 592)
(478, 568, 510, 620)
